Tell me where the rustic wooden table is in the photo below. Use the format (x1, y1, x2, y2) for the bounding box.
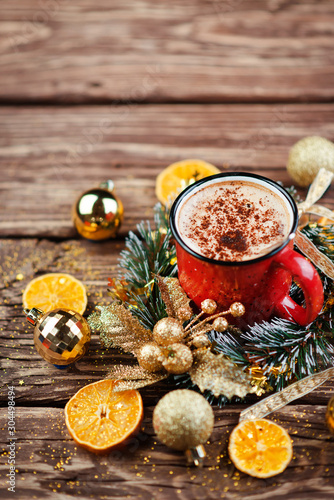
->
(1, 1, 334, 499)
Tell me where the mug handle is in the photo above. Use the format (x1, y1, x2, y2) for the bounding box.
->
(271, 245, 324, 326)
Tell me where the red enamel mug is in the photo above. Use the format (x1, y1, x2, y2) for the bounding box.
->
(169, 172, 324, 327)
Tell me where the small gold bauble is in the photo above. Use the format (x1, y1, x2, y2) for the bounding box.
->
(192, 334, 211, 348)
(161, 343, 193, 374)
(72, 180, 123, 240)
(137, 342, 163, 373)
(213, 317, 229, 332)
(153, 318, 186, 346)
(326, 395, 334, 435)
(153, 389, 214, 451)
(177, 307, 193, 322)
(287, 136, 334, 187)
(230, 302, 245, 318)
(201, 299, 217, 315)
(25, 307, 91, 367)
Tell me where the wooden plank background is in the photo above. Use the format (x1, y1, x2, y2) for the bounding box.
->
(1, 1, 334, 103)
(1, 1, 334, 499)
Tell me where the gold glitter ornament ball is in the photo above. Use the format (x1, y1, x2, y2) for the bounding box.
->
(153, 317, 186, 346)
(230, 302, 245, 318)
(72, 180, 123, 240)
(25, 307, 91, 367)
(287, 136, 334, 187)
(153, 389, 214, 451)
(137, 342, 163, 373)
(201, 299, 217, 314)
(161, 343, 193, 374)
(213, 317, 229, 332)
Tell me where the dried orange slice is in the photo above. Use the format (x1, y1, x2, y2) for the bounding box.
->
(228, 419, 293, 478)
(65, 380, 143, 453)
(155, 159, 220, 205)
(22, 273, 87, 315)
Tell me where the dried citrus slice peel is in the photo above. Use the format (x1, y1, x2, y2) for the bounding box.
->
(155, 159, 220, 205)
(228, 419, 293, 478)
(22, 273, 87, 315)
(65, 380, 143, 453)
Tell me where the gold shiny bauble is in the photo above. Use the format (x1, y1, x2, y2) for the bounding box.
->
(26, 307, 91, 367)
(326, 396, 334, 435)
(153, 389, 214, 451)
(72, 180, 123, 240)
(161, 343, 193, 374)
(192, 334, 211, 348)
(230, 302, 245, 318)
(137, 342, 163, 373)
(201, 299, 217, 315)
(287, 136, 334, 187)
(153, 318, 186, 346)
(177, 307, 193, 322)
(213, 317, 229, 332)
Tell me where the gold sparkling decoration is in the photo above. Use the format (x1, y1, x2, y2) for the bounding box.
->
(153, 389, 214, 451)
(153, 317, 186, 346)
(88, 276, 250, 399)
(107, 365, 168, 392)
(88, 302, 152, 355)
(230, 302, 246, 318)
(161, 343, 193, 374)
(201, 299, 217, 315)
(177, 306, 193, 322)
(157, 276, 192, 319)
(287, 136, 334, 187)
(191, 334, 211, 348)
(189, 350, 256, 399)
(212, 317, 229, 332)
(25, 307, 91, 367)
(72, 180, 123, 240)
(137, 342, 163, 372)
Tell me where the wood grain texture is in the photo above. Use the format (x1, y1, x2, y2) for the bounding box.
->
(1, 103, 334, 238)
(1, 1, 334, 103)
(1, 405, 334, 500)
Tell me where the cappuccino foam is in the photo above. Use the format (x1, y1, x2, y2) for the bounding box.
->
(177, 180, 291, 262)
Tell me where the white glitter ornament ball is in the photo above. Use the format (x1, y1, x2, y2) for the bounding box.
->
(153, 389, 214, 451)
(287, 136, 334, 187)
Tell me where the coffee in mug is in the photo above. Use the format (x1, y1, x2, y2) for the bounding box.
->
(170, 172, 324, 327)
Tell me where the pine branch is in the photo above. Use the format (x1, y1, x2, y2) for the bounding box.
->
(241, 318, 334, 391)
(119, 203, 177, 289)
(127, 283, 167, 331)
(208, 329, 250, 367)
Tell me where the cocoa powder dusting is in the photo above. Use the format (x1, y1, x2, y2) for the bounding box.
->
(181, 181, 289, 262)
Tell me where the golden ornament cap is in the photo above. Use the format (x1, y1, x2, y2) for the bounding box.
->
(72, 180, 124, 240)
